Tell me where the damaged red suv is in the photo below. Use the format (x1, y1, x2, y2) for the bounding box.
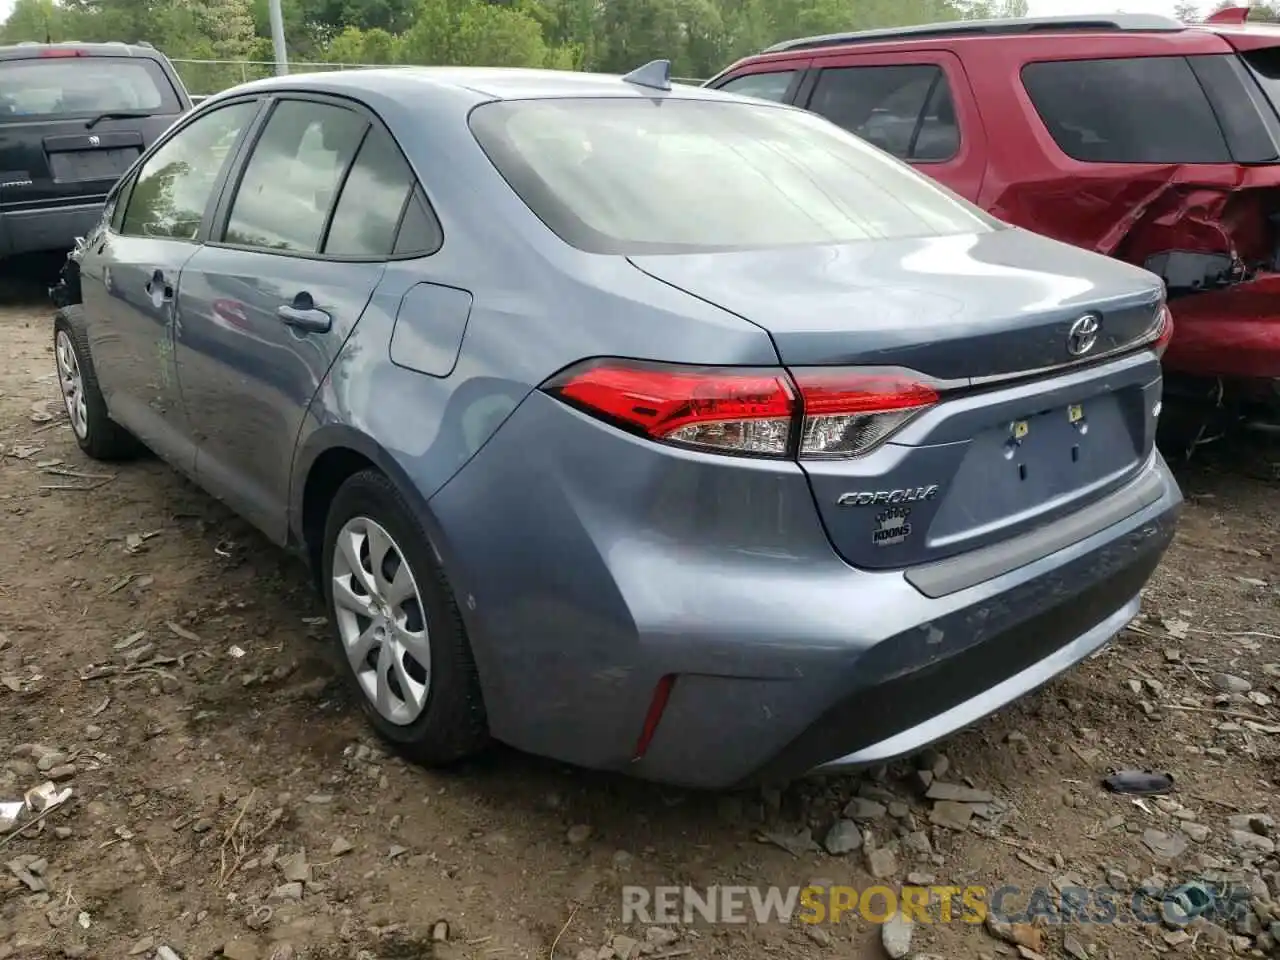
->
(706, 8, 1280, 447)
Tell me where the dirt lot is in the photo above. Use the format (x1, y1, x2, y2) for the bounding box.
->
(1, 273, 1279, 960)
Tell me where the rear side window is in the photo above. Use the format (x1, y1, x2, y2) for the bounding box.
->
(716, 71, 796, 102)
(224, 99, 367, 253)
(393, 194, 443, 256)
(807, 64, 959, 162)
(0, 56, 180, 120)
(469, 97, 995, 255)
(324, 125, 415, 257)
(1022, 57, 1231, 163)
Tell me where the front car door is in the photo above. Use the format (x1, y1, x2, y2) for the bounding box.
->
(795, 51, 988, 202)
(78, 98, 262, 467)
(174, 95, 416, 541)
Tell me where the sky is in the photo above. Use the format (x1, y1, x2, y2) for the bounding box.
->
(0, 0, 1192, 34)
(1028, 0, 1183, 14)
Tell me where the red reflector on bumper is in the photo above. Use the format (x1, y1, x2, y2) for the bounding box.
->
(632, 675, 676, 761)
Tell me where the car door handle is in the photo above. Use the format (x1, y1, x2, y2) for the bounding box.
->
(277, 304, 331, 333)
(144, 269, 173, 301)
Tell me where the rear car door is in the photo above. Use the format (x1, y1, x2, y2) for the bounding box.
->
(79, 98, 261, 467)
(0, 49, 187, 258)
(175, 95, 414, 541)
(797, 51, 987, 202)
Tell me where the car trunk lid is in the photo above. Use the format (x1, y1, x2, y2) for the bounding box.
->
(629, 227, 1166, 571)
(629, 227, 1162, 380)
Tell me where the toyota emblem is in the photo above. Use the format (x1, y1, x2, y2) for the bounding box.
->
(87, 135, 100, 146)
(1066, 313, 1100, 357)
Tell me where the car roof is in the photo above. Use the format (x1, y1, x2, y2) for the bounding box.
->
(718, 12, 1280, 72)
(215, 65, 761, 107)
(761, 13, 1188, 54)
(0, 40, 167, 61)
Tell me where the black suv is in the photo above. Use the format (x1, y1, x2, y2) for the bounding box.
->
(0, 41, 192, 262)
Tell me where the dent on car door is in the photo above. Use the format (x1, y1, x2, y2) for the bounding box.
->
(78, 98, 261, 468)
(174, 97, 416, 542)
(799, 55, 986, 202)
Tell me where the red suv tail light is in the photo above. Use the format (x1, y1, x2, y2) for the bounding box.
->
(39, 49, 85, 57)
(542, 359, 938, 459)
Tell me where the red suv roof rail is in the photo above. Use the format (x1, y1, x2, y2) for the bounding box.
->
(762, 13, 1185, 54)
(1206, 6, 1252, 24)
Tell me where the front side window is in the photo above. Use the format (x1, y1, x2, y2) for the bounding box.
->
(1022, 57, 1231, 163)
(0, 56, 180, 120)
(469, 97, 995, 255)
(807, 64, 959, 162)
(119, 101, 257, 241)
(224, 99, 368, 253)
(716, 71, 797, 103)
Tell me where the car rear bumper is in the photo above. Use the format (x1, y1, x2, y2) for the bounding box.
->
(0, 201, 103, 258)
(427, 392, 1182, 790)
(1163, 272, 1280, 379)
(642, 460, 1176, 788)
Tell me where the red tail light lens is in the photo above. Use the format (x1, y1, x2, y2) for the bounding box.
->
(1151, 304, 1174, 358)
(543, 359, 938, 459)
(791, 369, 938, 459)
(545, 359, 796, 457)
(39, 49, 85, 57)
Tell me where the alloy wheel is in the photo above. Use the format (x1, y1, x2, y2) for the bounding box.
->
(55, 330, 88, 440)
(331, 516, 432, 725)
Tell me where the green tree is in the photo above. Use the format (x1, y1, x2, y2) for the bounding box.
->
(2, 0, 1023, 92)
(395, 0, 556, 67)
(0, 0, 67, 42)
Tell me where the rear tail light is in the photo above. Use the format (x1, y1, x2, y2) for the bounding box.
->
(546, 359, 796, 457)
(1151, 304, 1174, 359)
(791, 369, 938, 459)
(39, 49, 85, 57)
(542, 358, 938, 459)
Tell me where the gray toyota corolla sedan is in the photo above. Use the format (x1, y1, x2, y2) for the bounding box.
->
(51, 62, 1182, 789)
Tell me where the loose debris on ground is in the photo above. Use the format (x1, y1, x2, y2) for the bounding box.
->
(1, 281, 1279, 959)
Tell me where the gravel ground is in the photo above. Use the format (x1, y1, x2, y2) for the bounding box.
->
(1, 273, 1279, 960)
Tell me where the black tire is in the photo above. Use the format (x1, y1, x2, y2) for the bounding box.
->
(52, 307, 144, 461)
(321, 468, 490, 765)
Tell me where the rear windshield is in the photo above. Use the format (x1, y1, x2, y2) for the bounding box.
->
(0, 56, 180, 121)
(468, 97, 997, 255)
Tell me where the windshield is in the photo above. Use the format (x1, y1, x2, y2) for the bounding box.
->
(468, 97, 997, 255)
(0, 56, 179, 121)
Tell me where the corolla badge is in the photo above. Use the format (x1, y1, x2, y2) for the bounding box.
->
(837, 485, 939, 508)
(1067, 313, 1101, 357)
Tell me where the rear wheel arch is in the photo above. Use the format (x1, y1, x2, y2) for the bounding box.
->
(292, 427, 451, 588)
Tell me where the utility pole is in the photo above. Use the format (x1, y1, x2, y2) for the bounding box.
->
(268, 0, 289, 75)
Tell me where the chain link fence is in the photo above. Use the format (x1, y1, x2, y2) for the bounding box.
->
(172, 58, 707, 102)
